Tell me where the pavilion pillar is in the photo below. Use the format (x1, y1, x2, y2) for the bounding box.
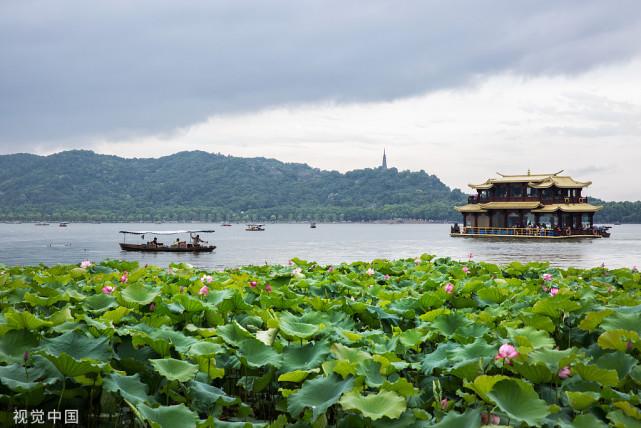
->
(503, 210, 507, 228)
(473, 212, 478, 227)
(589, 213, 594, 228)
(519, 211, 525, 227)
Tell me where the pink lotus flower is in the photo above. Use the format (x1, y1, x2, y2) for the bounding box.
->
(265, 283, 272, 293)
(198, 285, 209, 296)
(249, 280, 257, 288)
(366, 268, 375, 276)
(383, 274, 390, 280)
(542, 273, 553, 281)
(549, 287, 559, 297)
(149, 303, 156, 311)
(414, 257, 421, 264)
(627, 341, 634, 352)
(633, 265, 638, 272)
(120, 271, 128, 283)
(443, 283, 454, 294)
(201, 275, 213, 284)
(102, 285, 114, 294)
(558, 366, 571, 379)
(542, 286, 549, 292)
(288, 259, 293, 266)
(23, 351, 29, 362)
(327, 265, 334, 272)
(80, 260, 92, 269)
(292, 267, 303, 277)
(462, 266, 470, 274)
(495, 343, 519, 364)
(440, 398, 448, 409)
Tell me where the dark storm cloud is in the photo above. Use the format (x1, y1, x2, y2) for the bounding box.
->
(1, 0, 641, 150)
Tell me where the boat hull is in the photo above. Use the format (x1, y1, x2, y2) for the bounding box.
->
(450, 233, 600, 240)
(119, 243, 216, 252)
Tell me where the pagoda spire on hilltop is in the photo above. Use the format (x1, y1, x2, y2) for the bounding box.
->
(381, 149, 387, 169)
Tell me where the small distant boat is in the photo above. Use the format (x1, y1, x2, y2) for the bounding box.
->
(35, 222, 49, 226)
(614, 222, 621, 225)
(245, 224, 265, 231)
(118, 230, 216, 252)
(222, 223, 232, 227)
(310, 222, 317, 229)
(59, 222, 69, 227)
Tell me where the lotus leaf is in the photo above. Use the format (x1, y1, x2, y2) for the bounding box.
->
(150, 358, 198, 382)
(339, 390, 406, 420)
(287, 374, 354, 421)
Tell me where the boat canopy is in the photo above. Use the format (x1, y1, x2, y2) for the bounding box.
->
(119, 230, 215, 235)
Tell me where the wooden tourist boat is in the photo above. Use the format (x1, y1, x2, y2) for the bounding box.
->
(451, 171, 610, 239)
(119, 230, 216, 252)
(245, 224, 265, 231)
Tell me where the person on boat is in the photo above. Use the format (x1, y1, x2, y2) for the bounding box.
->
(152, 237, 159, 247)
(190, 233, 207, 247)
(172, 238, 180, 248)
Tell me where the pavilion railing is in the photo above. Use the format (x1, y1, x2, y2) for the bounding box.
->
(458, 226, 598, 237)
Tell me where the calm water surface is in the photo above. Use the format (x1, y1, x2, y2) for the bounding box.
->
(0, 223, 639, 269)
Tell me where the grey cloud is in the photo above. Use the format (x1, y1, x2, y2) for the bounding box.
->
(1, 0, 641, 150)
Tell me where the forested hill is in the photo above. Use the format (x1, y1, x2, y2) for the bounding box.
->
(0, 150, 467, 222)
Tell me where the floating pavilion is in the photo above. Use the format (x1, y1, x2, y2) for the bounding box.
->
(451, 170, 609, 239)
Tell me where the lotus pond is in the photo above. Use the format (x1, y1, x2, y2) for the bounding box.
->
(0, 256, 640, 427)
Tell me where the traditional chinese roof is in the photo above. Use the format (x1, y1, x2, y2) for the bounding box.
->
(479, 201, 542, 210)
(469, 170, 592, 190)
(455, 204, 487, 213)
(531, 203, 602, 213)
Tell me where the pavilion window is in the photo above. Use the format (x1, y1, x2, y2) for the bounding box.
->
(506, 211, 521, 227)
(510, 183, 523, 197)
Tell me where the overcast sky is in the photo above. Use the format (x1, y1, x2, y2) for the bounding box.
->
(1, 1, 641, 200)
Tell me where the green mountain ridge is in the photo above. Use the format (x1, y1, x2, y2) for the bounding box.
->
(0, 150, 638, 222)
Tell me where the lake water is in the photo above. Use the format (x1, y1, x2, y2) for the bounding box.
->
(0, 223, 639, 269)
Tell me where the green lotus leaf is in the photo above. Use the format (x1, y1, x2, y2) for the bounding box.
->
(381, 377, 418, 398)
(574, 363, 619, 387)
(238, 339, 281, 368)
(572, 414, 608, 428)
(120, 283, 161, 306)
(602, 312, 641, 334)
(103, 372, 155, 405)
(431, 312, 472, 337)
(171, 294, 205, 312)
(579, 310, 615, 332)
(398, 329, 426, 348)
(528, 348, 575, 371)
(256, 328, 278, 346)
(0, 331, 39, 364)
(465, 374, 509, 403)
(278, 369, 319, 383)
(187, 380, 239, 413)
(566, 391, 599, 411)
(421, 342, 457, 374)
(607, 410, 641, 428)
(150, 358, 198, 382)
(44, 352, 103, 377)
(486, 379, 550, 426)
(506, 326, 555, 349)
(217, 321, 255, 347)
(597, 329, 639, 352)
(3, 308, 52, 331)
(339, 390, 406, 421)
(24, 291, 70, 307)
(278, 312, 320, 339)
(185, 341, 223, 358)
(595, 351, 638, 379)
(0, 361, 59, 392)
(288, 374, 354, 421)
(476, 287, 508, 304)
(281, 341, 331, 372)
(137, 403, 199, 428)
(532, 296, 581, 319)
(100, 306, 131, 324)
(511, 362, 554, 383)
(84, 293, 118, 312)
(430, 409, 481, 428)
(212, 419, 268, 428)
(39, 330, 113, 361)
